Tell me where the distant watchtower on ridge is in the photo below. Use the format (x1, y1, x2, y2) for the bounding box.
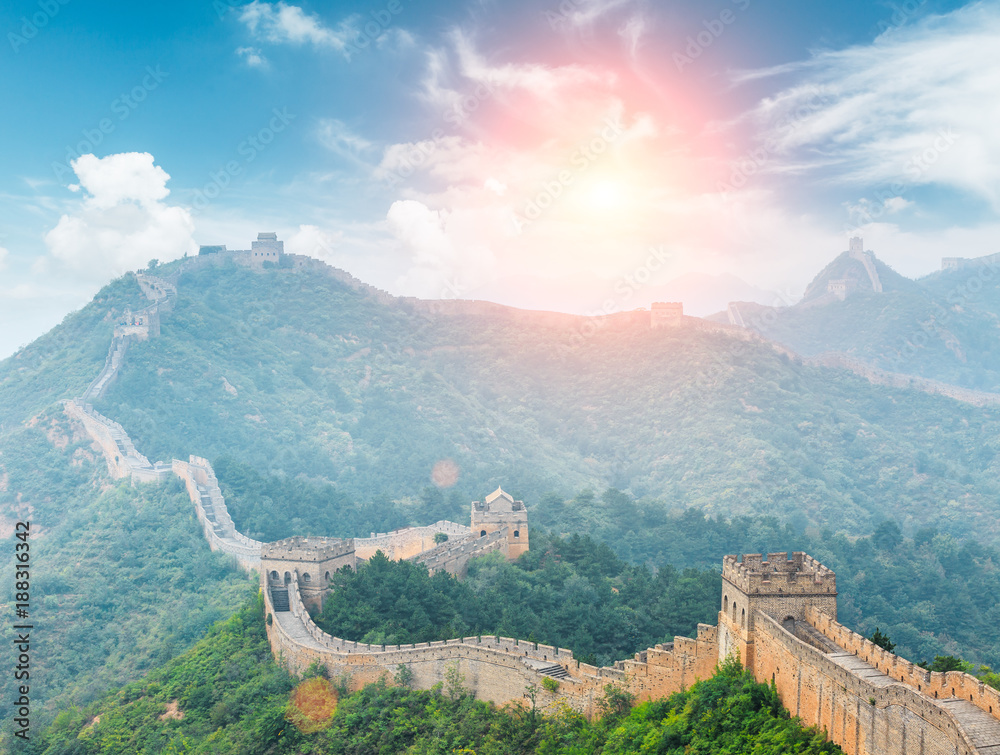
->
(718, 552, 837, 668)
(650, 302, 683, 329)
(471, 487, 529, 560)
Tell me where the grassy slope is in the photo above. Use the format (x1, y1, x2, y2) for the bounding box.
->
(96, 261, 1000, 542)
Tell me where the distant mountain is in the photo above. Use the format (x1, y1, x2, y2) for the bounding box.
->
(730, 248, 1000, 391)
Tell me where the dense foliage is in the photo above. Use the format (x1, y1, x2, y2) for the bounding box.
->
(0, 410, 252, 739)
(32, 599, 842, 755)
(532, 495, 1000, 670)
(96, 261, 1000, 544)
(213, 456, 466, 541)
(315, 533, 719, 665)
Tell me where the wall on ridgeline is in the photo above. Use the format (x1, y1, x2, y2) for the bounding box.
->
(263, 572, 721, 719)
(354, 520, 470, 561)
(172, 456, 262, 571)
(807, 608, 1000, 725)
(411, 529, 507, 578)
(753, 611, 985, 755)
(808, 353, 1000, 407)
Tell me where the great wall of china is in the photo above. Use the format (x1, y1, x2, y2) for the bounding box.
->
(60, 236, 1000, 753)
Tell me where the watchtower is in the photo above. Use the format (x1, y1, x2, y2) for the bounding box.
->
(261, 537, 357, 612)
(471, 487, 529, 560)
(250, 232, 284, 267)
(650, 302, 683, 329)
(718, 552, 837, 668)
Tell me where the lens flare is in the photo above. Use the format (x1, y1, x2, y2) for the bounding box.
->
(432, 459, 460, 488)
(286, 676, 338, 734)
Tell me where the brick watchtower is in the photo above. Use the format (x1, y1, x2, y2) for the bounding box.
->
(471, 487, 529, 560)
(718, 552, 837, 668)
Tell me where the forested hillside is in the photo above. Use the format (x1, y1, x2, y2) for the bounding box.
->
(5, 254, 1000, 742)
(86, 259, 1000, 543)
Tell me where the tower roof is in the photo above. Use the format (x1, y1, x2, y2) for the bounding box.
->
(484, 486, 513, 504)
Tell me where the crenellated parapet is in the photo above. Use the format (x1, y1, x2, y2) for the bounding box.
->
(722, 552, 836, 596)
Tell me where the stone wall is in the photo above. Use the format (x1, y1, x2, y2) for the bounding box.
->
(753, 611, 985, 755)
(807, 608, 1000, 724)
(64, 400, 171, 483)
(353, 521, 470, 561)
(173, 456, 262, 572)
(808, 353, 1000, 407)
(411, 529, 507, 577)
(263, 571, 722, 719)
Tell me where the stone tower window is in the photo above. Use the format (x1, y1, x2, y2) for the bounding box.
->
(325, 571, 330, 581)
(514, 530, 520, 538)
(270, 570, 278, 580)
(480, 530, 487, 537)
(303, 573, 311, 583)
(724, 595, 729, 613)
(732, 604, 737, 623)
(741, 608, 745, 628)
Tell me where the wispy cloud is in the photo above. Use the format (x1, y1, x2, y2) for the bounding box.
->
(239, 1, 354, 54)
(739, 2, 1000, 206)
(236, 45, 269, 68)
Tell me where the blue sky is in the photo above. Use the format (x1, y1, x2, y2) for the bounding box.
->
(0, 0, 996, 356)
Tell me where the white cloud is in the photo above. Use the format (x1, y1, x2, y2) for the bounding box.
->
(44, 153, 196, 280)
(285, 224, 343, 262)
(742, 2, 1000, 206)
(316, 119, 373, 162)
(882, 196, 912, 214)
(236, 46, 269, 68)
(387, 199, 496, 298)
(239, 1, 352, 54)
(0, 246, 8, 272)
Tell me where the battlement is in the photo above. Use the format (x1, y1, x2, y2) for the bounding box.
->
(651, 301, 683, 329)
(262, 536, 355, 563)
(722, 552, 836, 595)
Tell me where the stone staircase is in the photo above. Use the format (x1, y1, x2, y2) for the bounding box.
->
(270, 587, 290, 612)
(538, 664, 570, 680)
